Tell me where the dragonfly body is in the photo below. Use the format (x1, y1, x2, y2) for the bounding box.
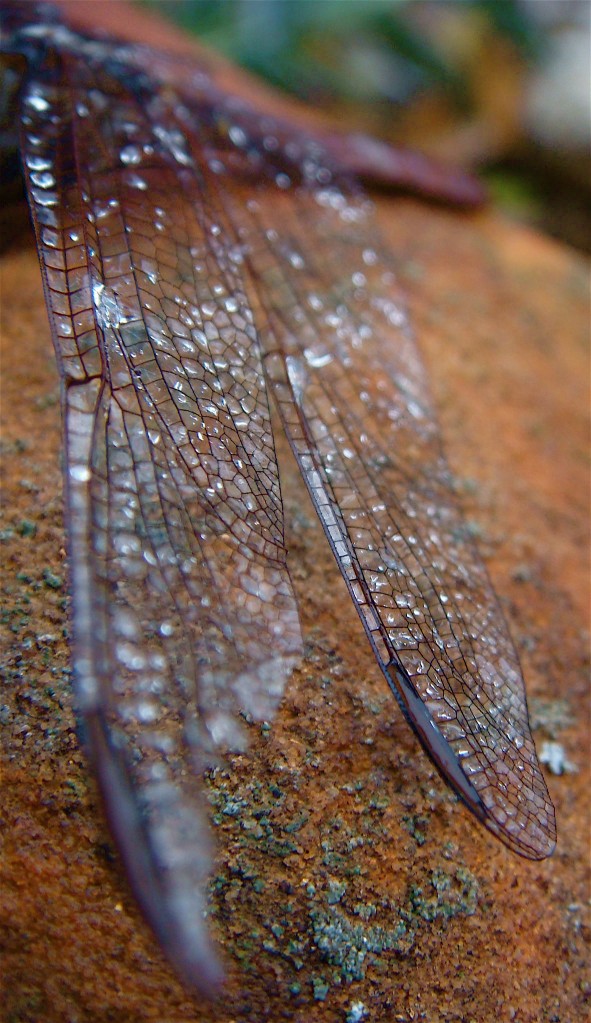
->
(1, 0, 555, 994)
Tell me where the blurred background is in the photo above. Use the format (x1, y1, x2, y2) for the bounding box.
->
(141, 0, 590, 253)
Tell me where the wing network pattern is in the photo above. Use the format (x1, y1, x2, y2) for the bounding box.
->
(3, 1, 555, 993)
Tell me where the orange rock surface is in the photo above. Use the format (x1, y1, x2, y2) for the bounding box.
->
(1, 6, 589, 1023)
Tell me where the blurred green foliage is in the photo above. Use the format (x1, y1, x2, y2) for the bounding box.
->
(139, 0, 541, 108)
(138, 1, 589, 252)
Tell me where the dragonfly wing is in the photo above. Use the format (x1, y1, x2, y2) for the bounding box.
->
(10, 2, 556, 997)
(210, 142, 557, 860)
(17, 35, 302, 990)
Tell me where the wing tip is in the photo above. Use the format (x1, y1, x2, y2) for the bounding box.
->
(84, 709, 226, 997)
(484, 797, 557, 861)
(159, 926, 226, 999)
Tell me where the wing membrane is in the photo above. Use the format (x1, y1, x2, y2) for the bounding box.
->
(16, 31, 302, 990)
(8, 2, 555, 994)
(230, 166, 555, 860)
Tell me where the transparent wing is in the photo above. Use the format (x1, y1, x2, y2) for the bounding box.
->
(11, 3, 555, 996)
(153, 48, 556, 860)
(16, 29, 302, 992)
(198, 111, 556, 860)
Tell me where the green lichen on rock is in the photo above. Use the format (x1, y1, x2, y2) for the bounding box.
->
(207, 769, 301, 859)
(528, 697, 574, 738)
(206, 744, 482, 999)
(407, 866, 480, 922)
(310, 903, 409, 982)
(346, 1002, 368, 1023)
(312, 975, 330, 1001)
(42, 568, 63, 590)
(17, 519, 37, 538)
(401, 812, 430, 846)
(326, 879, 347, 905)
(309, 864, 479, 984)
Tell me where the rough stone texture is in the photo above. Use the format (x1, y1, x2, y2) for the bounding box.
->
(2, 182, 589, 1023)
(1, 7, 589, 1023)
